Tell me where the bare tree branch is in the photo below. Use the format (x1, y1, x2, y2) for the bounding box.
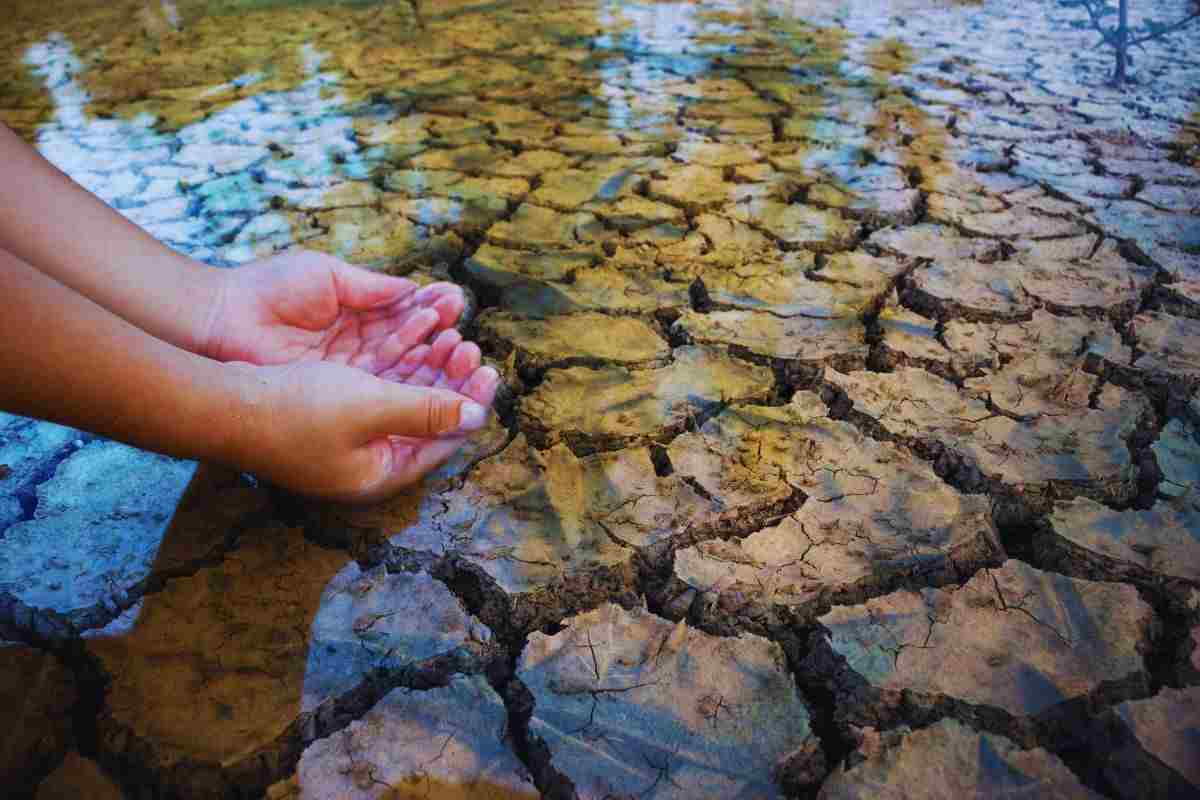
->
(1129, 11, 1200, 45)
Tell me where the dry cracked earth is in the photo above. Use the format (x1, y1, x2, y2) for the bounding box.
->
(1, 0, 1199, 798)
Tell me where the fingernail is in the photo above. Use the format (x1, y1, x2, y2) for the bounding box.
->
(457, 402, 488, 432)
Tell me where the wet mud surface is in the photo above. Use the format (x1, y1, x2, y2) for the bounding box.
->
(1, 0, 1198, 797)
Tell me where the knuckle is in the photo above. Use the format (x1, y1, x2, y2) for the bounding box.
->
(422, 394, 446, 435)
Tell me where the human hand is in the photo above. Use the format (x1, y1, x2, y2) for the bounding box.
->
(201, 249, 469, 382)
(229, 359, 500, 504)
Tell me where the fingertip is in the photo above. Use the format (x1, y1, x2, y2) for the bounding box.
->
(415, 281, 462, 301)
(457, 401, 488, 432)
(461, 365, 501, 407)
(446, 341, 482, 381)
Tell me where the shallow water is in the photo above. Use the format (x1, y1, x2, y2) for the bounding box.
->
(1, 0, 1199, 797)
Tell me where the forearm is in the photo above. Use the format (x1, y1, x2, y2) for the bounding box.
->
(0, 123, 222, 354)
(0, 247, 248, 467)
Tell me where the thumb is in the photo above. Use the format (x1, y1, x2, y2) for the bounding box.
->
(333, 262, 417, 309)
(361, 382, 490, 440)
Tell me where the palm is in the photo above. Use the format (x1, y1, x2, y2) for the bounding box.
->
(207, 250, 489, 396)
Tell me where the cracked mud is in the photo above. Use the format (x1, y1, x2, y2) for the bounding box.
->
(1, 0, 1199, 798)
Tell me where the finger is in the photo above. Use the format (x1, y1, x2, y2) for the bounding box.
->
(371, 436, 470, 499)
(359, 287, 461, 342)
(333, 262, 418, 310)
(431, 291, 466, 330)
(380, 344, 432, 381)
(361, 382, 489, 441)
(414, 281, 463, 306)
(459, 365, 501, 408)
(359, 307, 441, 373)
(412, 282, 465, 328)
(410, 328, 462, 385)
(434, 342, 482, 390)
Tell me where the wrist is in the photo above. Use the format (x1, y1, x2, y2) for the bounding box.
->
(182, 257, 231, 359)
(196, 359, 272, 474)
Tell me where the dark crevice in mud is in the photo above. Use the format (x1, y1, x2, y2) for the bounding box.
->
(861, 307, 889, 375)
(4, 434, 95, 526)
(688, 275, 713, 312)
(0, 597, 112, 799)
(648, 443, 674, 477)
(1141, 599, 1200, 693)
(430, 560, 625, 798)
(1085, 352, 1198, 424)
(1128, 412, 1166, 512)
(1049, 705, 1200, 800)
(670, 486, 807, 555)
(430, 556, 526, 649)
(491, 673, 577, 800)
(1026, 516, 1200, 681)
(778, 629, 850, 798)
(1081, 353, 1171, 512)
(815, 380, 1016, 509)
(1148, 283, 1200, 322)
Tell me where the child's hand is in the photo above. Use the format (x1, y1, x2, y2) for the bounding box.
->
(202, 249, 469, 384)
(228, 358, 500, 504)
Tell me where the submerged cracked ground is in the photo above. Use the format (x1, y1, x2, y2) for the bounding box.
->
(1, 0, 1199, 797)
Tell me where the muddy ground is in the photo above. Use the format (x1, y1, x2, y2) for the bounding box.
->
(0, 0, 1198, 797)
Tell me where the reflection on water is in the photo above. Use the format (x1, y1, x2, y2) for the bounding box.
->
(3, 0, 1199, 795)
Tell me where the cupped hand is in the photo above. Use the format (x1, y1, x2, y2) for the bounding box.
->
(203, 249, 503, 500)
(231, 359, 500, 504)
(201, 249, 467, 377)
